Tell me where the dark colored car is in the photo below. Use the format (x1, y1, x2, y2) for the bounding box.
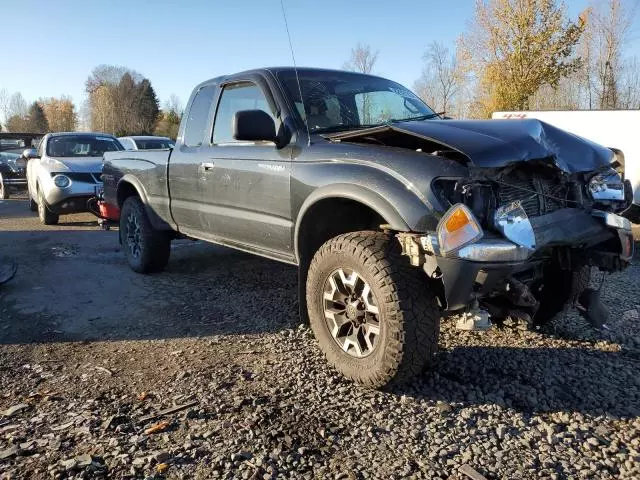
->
(0, 133, 43, 199)
(102, 67, 634, 388)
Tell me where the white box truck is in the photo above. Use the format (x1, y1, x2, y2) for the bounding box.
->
(493, 110, 640, 223)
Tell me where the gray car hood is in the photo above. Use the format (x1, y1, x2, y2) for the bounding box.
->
(45, 157, 103, 173)
(329, 118, 614, 174)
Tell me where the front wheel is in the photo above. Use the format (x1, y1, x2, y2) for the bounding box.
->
(306, 231, 440, 388)
(0, 174, 8, 200)
(120, 196, 170, 273)
(37, 187, 59, 225)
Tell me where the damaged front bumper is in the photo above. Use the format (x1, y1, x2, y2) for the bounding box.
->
(398, 208, 634, 311)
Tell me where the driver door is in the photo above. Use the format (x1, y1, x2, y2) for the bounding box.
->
(196, 79, 294, 260)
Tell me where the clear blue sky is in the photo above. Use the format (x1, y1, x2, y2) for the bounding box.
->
(0, 0, 638, 113)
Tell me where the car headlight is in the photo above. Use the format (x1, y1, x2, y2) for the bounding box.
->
(437, 204, 483, 254)
(588, 169, 625, 201)
(53, 174, 71, 188)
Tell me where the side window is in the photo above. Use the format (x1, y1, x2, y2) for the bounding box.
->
(212, 82, 276, 145)
(184, 85, 216, 147)
(37, 138, 44, 157)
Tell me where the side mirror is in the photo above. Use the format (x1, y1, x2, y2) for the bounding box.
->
(233, 110, 277, 143)
(23, 148, 38, 159)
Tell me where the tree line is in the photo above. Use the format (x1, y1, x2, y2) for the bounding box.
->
(0, 91, 77, 134)
(347, 0, 640, 119)
(1, 0, 637, 136)
(0, 66, 182, 139)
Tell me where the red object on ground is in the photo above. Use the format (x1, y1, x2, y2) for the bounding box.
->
(98, 201, 120, 221)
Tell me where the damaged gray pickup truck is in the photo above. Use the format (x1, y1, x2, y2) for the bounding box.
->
(103, 67, 634, 388)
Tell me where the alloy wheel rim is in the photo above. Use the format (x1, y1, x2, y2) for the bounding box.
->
(323, 268, 381, 358)
(126, 212, 142, 259)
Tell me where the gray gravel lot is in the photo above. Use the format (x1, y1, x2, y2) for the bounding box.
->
(1, 195, 639, 479)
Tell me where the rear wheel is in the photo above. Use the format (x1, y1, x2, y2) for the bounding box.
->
(120, 196, 171, 273)
(37, 187, 59, 225)
(0, 174, 8, 200)
(306, 231, 440, 388)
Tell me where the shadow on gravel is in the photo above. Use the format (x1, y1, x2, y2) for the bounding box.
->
(0, 229, 299, 345)
(397, 345, 640, 418)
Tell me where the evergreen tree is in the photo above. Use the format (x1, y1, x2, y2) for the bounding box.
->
(26, 102, 49, 133)
(135, 79, 160, 134)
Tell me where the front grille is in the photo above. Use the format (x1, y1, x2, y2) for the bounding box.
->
(497, 171, 571, 218)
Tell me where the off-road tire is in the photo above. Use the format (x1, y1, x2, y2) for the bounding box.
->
(533, 264, 591, 325)
(306, 231, 440, 388)
(120, 196, 170, 274)
(0, 174, 8, 200)
(37, 187, 59, 225)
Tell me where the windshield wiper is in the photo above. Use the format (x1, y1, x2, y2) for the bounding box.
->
(314, 124, 382, 134)
(390, 112, 445, 123)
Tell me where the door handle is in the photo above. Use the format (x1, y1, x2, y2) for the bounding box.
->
(201, 162, 215, 171)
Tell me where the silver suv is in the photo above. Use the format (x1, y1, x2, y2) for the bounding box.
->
(25, 132, 123, 224)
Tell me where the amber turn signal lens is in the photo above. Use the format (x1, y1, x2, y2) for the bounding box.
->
(444, 208, 470, 232)
(436, 204, 483, 254)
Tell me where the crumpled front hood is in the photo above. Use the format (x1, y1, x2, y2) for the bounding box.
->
(330, 118, 614, 174)
(396, 118, 614, 173)
(43, 157, 103, 173)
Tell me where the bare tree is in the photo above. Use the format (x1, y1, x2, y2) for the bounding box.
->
(414, 42, 467, 116)
(343, 43, 379, 74)
(8, 93, 28, 119)
(343, 43, 379, 123)
(164, 94, 183, 115)
(590, 0, 638, 108)
(0, 89, 10, 124)
(619, 56, 640, 108)
(586, 0, 638, 109)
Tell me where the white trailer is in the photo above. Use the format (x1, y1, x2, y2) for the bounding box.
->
(493, 110, 640, 222)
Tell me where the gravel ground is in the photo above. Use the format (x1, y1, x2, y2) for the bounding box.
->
(0, 196, 639, 479)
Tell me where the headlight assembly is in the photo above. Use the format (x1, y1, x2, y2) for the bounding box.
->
(53, 174, 71, 188)
(589, 169, 625, 201)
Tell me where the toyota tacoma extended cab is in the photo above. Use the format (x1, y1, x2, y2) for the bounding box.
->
(103, 67, 634, 388)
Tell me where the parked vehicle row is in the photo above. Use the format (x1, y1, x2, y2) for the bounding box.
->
(0, 133, 43, 199)
(101, 67, 635, 388)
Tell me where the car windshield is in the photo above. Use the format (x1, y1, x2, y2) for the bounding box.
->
(46, 135, 123, 157)
(0, 152, 20, 163)
(277, 70, 437, 133)
(134, 138, 174, 150)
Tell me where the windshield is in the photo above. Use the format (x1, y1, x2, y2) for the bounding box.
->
(0, 152, 20, 164)
(46, 135, 123, 157)
(277, 70, 437, 133)
(134, 138, 174, 150)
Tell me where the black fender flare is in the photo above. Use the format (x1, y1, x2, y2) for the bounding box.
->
(293, 183, 412, 263)
(116, 175, 172, 231)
